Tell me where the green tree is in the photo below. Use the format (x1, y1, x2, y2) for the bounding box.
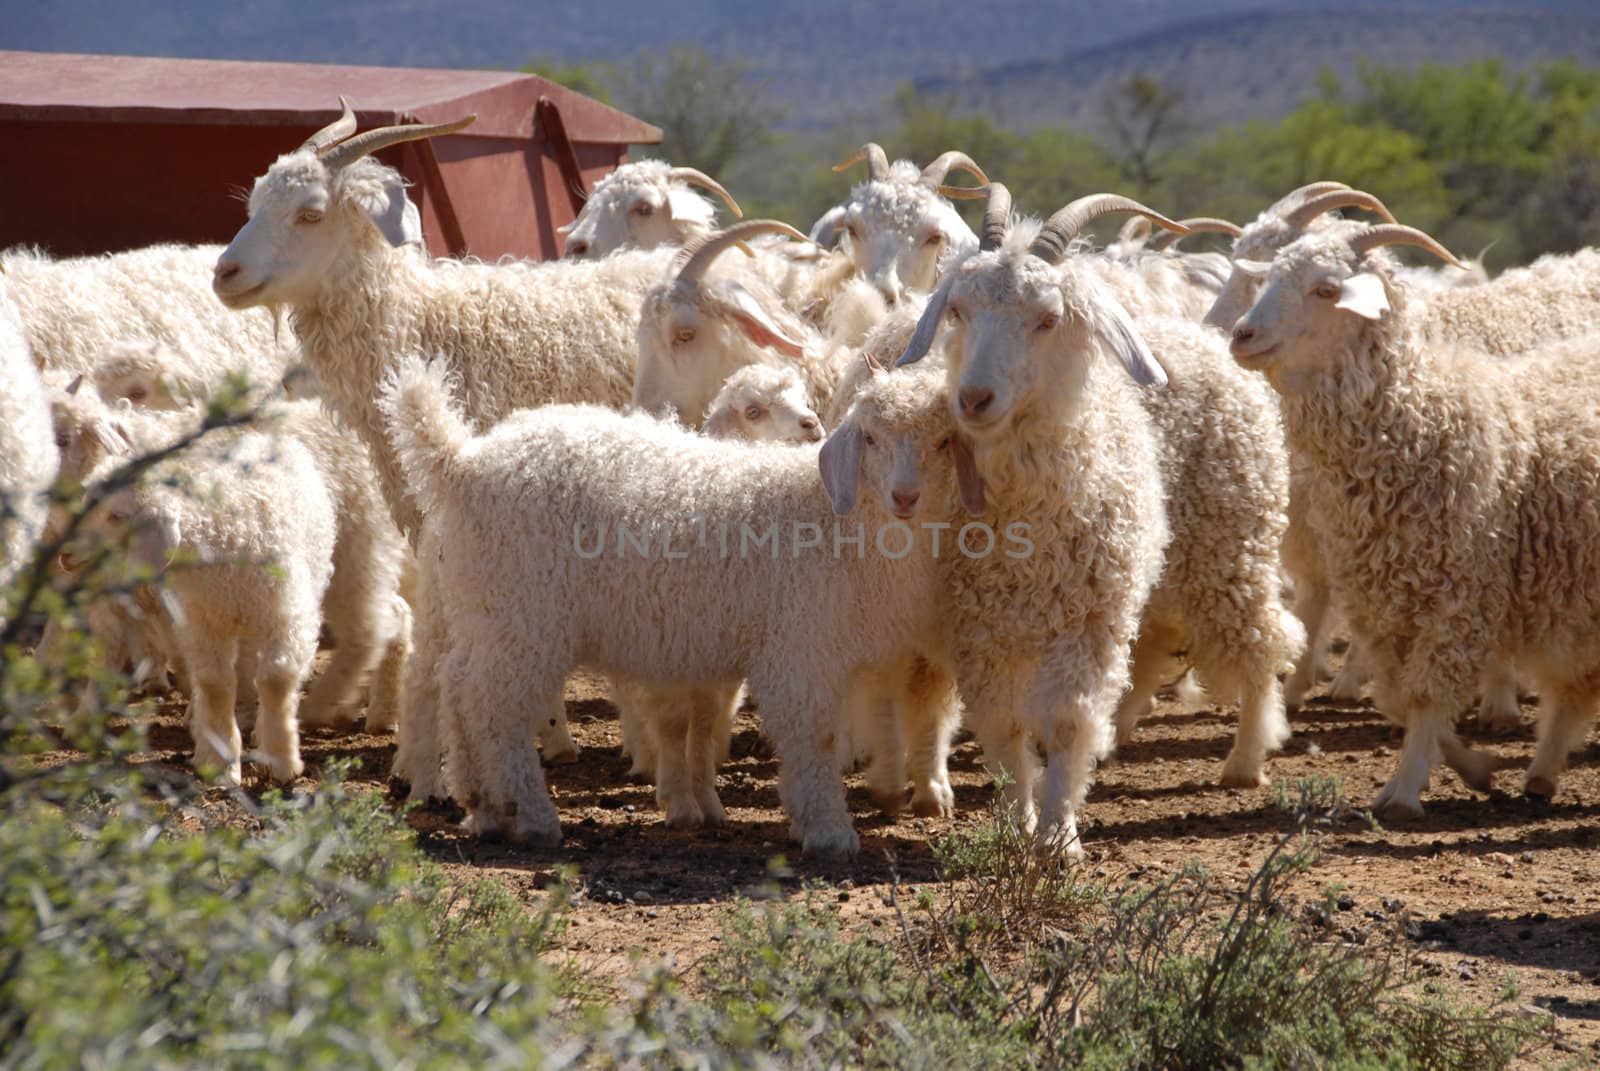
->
(520, 55, 614, 106)
(610, 45, 785, 178)
(1103, 74, 1191, 192)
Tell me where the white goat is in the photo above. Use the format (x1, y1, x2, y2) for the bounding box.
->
(213, 103, 688, 788)
(809, 143, 989, 308)
(380, 357, 962, 857)
(899, 187, 1304, 841)
(0, 243, 294, 387)
(895, 186, 1174, 851)
(1230, 222, 1600, 815)
(704, 364, 826, 444)
(69, 419, 337, 785)
(49, 369, 411, 732)
(559, 159, 743, 258)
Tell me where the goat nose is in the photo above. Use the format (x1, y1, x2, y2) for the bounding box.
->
(799, 417, 818, 430)
(892, 489, 920, 511)
(958, 386, 994, 418)
(215, 260, 240, 283)
(1232, 324, 1255, 344)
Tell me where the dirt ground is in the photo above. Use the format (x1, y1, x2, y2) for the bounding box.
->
(100, 657, 1600, 1062)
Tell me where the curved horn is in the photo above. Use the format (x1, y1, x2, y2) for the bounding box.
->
(668, 167, 744, 219)
(300, 96, 358, 154)
(920, 150, 989, 189)
(1283, 189, 1398, 231)
(1348, 224, 1467, 270)
(1029, 194, 1188, 265)
(1289, 180, 1350, 201)
(979, 183, 1013, 252)
(1147, 217, 1243, 252)
(833, 142, 890, 181)
(320, 114, 477, 170)
(673, 220, 811, 288)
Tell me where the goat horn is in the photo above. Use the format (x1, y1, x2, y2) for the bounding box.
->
(1348, 224, 1467, 270)
(1117, 217, 1153, 244)
(978, 183, 1013, 252)
(1147, 216, 1243, 252)
(65, 373, 84, 396)
(1030, 194, 1188, 265)
(673, 220, 812, 288)
(1283, 189, 1398, 231)
(920, 150, 989, 190)
(1267, 180, 1350, 214)
(319, 114, 477, 170)
(668, 167, 744, 219)
(300, 96, 358, 154)
(833, 143, 890, 181)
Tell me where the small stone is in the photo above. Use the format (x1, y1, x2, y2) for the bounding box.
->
(624, 804, 636, 814)
(1520, 851, 1535, 863)
(633, 890, 653, 904)
(1336, 894, 1356, 912)
(646, 909, 659, 919)
(1518, 929, 1534, 941)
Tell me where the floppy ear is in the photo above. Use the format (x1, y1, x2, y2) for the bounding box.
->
(367, 177, 424, 248)
(1092, 292, 1168, 388)
(818, 419, 864, 516)
(667, 186, 713, 223)
(895, 278, 952, 367)
(952, 434, 987, 515)
(810, 205, 846, 248)
(1335, 272, 1390, 320)
(723, 285, 808, 358)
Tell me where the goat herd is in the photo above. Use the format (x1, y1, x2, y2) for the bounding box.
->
(2, 100, 1597, 859)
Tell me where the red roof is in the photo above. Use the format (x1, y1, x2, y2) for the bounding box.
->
(0, 51, 662, 260)
(0, 50, 660, 142)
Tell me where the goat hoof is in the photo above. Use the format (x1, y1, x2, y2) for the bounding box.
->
(869, 789, 905, 817)
(1523, 775, 1557, 799)
(1218, 758, 1268, 789)
(800, 826, 860, 861)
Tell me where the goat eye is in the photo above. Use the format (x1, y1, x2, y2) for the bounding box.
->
(936, 435, 952, 451)
(128, 386, 147, 402)
(846, 223, 861, 240)
(745, 405, 763, 421)
(947, 306, 964, 324)
(296, 209, 323, 225)
(1314, 281, 1340, 300)
(632, 201, 654, 217)
(1036, 313, 1060, 332)
(674, 327, 696, 345)
(55, 434, 70, 449)
(106, 511, 128, 525)
(863, 431, 877, 447)
(923, 232, 942, 247)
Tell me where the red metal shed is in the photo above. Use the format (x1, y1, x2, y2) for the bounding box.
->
(0, 50, 662, 260)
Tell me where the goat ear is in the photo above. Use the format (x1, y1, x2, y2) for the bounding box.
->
(810, 205, 846, 248)
(1233, 258, 1273, 278)
(367, 178, 424, 248)
(666, 186, 710, 223)
(818, 418, 864, 516)
(1092, 293, 1168, 388)
(88, 416, 130, 457)
(952, 434, 987, 515)
(724, 285, 807, 358)
(1335, 272, 1390, 320)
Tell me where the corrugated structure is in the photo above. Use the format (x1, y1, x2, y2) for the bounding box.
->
(0, 50, 662, 260)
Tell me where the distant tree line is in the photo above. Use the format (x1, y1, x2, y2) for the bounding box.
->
(526, 51, 1600, 270)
